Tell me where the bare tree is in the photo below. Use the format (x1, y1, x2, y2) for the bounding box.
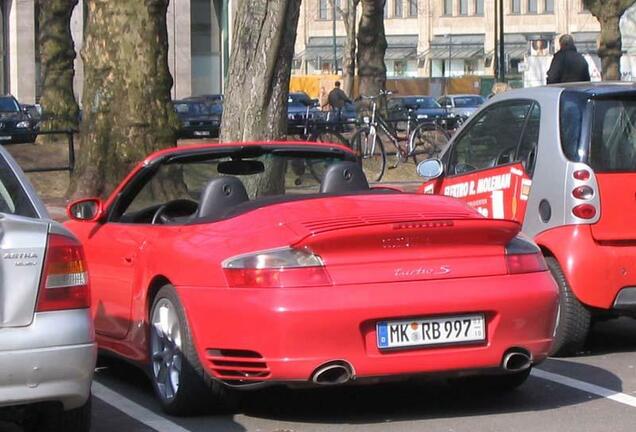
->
(357, 0, 387, 99)
(68, 0, 176, 199)
(329, 0, 360, 96)
(37, 0, 80, 135)
(220, 0, 302, 197)
(584, 0, 636, 80)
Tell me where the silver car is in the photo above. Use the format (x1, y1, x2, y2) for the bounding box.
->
(0, 146, 95, 430)
(437, 94, 486, 118)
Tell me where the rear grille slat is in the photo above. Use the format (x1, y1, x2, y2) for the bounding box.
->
(205, 348, 271, 384)
(302, 212, 472, 232)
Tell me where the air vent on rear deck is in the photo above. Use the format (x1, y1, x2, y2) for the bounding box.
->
(302, 212, 472, 232)
(206, 349, 271, 385)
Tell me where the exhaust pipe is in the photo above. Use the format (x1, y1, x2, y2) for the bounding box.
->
(502, 349, 532, 372)
(311, 362, 353, 385)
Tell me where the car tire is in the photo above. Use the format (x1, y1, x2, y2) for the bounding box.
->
(149, 284, 233, 416)
(44, 395, 91, 432)
(546, 256, 591, 357)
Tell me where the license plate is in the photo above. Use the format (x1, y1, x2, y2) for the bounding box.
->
(0, 136, 11, 141)
(377, 314, 485, 349)
(193, 131, 210, 136)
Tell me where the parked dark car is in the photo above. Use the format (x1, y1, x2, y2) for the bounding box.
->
(287, 92, 321, 134)
(0, 96, 38, 144)
(172, 99, 221, 138)
(388, 95, 459, 129)
(20, 103, 42, 131)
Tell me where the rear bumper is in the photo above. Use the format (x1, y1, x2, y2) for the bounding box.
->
(0, 309, 96, 410)
(177, 272, 558, 385)
(535, 225, 636, 311)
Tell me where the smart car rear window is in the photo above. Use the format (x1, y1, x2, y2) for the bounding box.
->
(588, 97, 636, 172)
(559, 91, 589, 163)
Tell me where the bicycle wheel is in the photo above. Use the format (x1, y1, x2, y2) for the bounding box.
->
(351, 127, 386, 182)
(409, 122, 451, 164)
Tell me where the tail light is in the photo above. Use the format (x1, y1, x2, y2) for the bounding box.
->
(505, 235, 547, 275)
(223, 247, 332, 288)
(36, 234, 90, 312)
(572, 185, 594, 200)
(573, 170, 591, 181)
(572, 204, 597, 219)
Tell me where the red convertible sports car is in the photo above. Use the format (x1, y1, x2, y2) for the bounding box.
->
(66, 141, 558, 415)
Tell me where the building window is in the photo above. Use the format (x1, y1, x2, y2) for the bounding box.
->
(459, 0, 468, 15)
(580, 0, 588, 12)
(528, 0, 537, 13)
(335, 0, 343, 20)
(544, 0, 554, 13)
(394, 60, 406, 77)
(444, 0, 453, 15)
(318, 0, 328, 20)
(511, 0, 521, 14)
(409, 0, 418, 16)
(475, 0, 484, 15)
(394, 0, 403, 17)
(384, 1, 389, 18)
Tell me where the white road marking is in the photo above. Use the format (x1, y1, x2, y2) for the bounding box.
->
(532, 368, 636, 408)
(92, 381, 192, 432)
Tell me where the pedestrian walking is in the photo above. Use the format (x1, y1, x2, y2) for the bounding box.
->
(326, 81, 352, 127)
(546, 34, 591, 84)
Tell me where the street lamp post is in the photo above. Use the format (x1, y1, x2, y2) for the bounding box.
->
(498, 0, 505, 81)
(332, 1, 338, 74)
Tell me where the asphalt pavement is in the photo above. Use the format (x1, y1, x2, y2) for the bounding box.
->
(86, 317, 636, 432)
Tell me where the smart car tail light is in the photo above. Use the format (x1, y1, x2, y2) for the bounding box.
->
(572, 204, 597, 220)
(223, 247, 332, 288)
(572, 185, 594, 200)
(505, 235, 547, 275)
(36, 234, 90, 312)
(573, 170, 591, 181)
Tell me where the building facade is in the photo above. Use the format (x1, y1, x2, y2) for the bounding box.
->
(0, 0, 233, 105)
(294, 0, 636, 83)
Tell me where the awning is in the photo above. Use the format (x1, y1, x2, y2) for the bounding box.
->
(421, 45, 484, 59)
(300, 43, 417, 64)
(385, 47, 417, 60)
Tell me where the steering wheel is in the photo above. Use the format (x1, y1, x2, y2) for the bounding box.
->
(151, 199, 198, 224)
(493, 146, 516, 166)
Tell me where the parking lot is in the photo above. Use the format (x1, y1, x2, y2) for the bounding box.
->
(89, 317, 636, 432)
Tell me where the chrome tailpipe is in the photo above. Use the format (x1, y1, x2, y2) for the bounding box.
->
(311, 361, 353, 385)
(502, 349, 532, 372)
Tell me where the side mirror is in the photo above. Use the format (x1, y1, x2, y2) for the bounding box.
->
(67, 198, 104, 222)
(416, 159, 444, 180)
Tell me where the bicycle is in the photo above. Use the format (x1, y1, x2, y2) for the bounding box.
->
(289, 106, 351, 185)
(350, 90, 451, 182)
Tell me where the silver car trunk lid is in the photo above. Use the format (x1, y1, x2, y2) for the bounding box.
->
(0, 213, 47, 327)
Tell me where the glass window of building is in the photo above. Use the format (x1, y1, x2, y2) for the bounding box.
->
(409, 0, 418, 16)
(319, 0, 328, 19)
(544, 0, 554, 12)
(394, 0, 403, 17)
(528, 0, 537, 13)
(460, 0, 468, 15)
(444, 0, 453, 15)
(511, 0, 521, 14)
(475, 0, 484, 15)
(191, 0, 222, 96)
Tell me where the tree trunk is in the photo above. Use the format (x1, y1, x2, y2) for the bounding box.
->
(68, 0, 176, 199)
(220, 0, 301, 197)
(357, 0, 387, 99)
(585, 0, 636, 80)
(37, 0, 79, 136)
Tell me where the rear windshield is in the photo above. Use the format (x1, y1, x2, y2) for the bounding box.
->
(588, 97, 636, 172)
(0, 157, 38, 218)
(454, 96, 484, 108)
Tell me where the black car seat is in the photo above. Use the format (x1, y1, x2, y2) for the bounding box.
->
(196, 176, 249, 219)
(320, 161, 369, 194)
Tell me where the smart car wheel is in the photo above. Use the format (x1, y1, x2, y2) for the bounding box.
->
(149, 284, 231, 415)
(546, 257, 591, 357)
